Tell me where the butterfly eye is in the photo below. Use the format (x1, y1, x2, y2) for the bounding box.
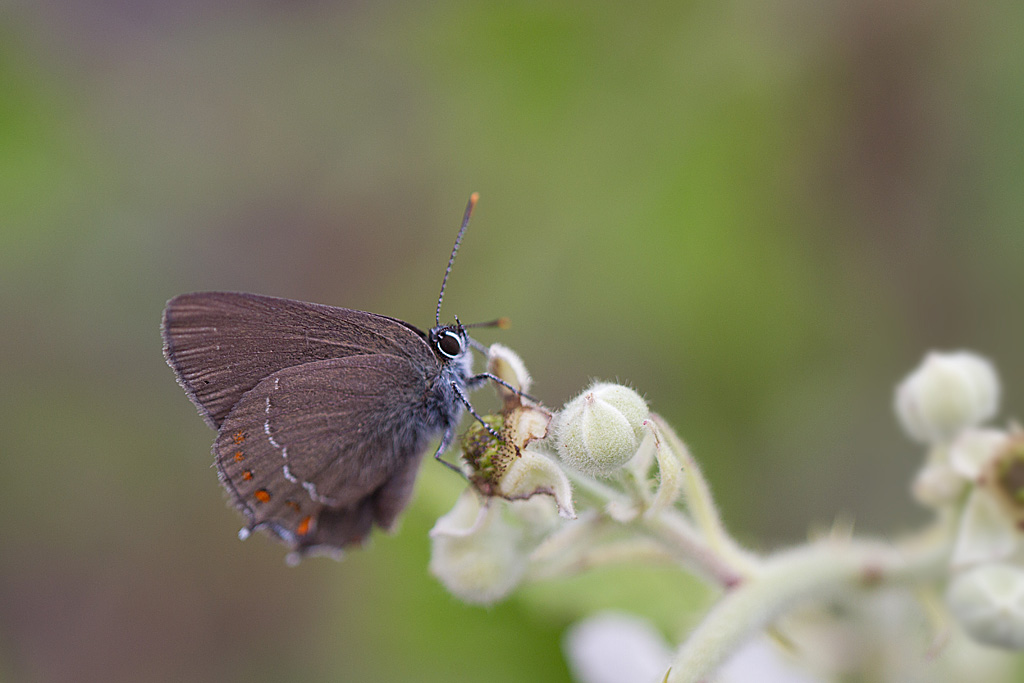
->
(436, 330, 464, 359)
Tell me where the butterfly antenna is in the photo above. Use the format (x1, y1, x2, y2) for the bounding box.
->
(436, 192, 479, 326)
(463, 317, 510, 330)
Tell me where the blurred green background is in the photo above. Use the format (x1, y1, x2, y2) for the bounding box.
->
(2, 1, 1024, 681)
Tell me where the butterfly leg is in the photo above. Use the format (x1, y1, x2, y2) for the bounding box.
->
(432, 424, 468, 477)
(467, 372, 540, 404)
(451, 381, 503, 440)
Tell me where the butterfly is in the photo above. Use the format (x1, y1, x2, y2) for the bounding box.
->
(162, 194, 508, 561)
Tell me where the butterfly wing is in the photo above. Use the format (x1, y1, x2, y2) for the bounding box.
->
(214, 354, 445, 556)
(162, 291, 432, 428)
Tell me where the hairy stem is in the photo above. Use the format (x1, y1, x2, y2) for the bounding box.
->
(664, 530, 952, 683)
(651, 414, 758, 574)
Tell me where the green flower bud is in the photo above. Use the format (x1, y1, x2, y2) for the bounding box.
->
(554, 382, 649, 477)
(895, 351, 1000, 445)
(948, 564, 1024, 650)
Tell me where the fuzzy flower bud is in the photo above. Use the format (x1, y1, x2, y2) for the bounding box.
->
(554, 382, 649, 477)
(487, 343, 532, 400)
(429, 492, 528, 606)
(430, 490, 562, 605)
(948, 564, 1024, 650)
(894, 351, 1000, 445)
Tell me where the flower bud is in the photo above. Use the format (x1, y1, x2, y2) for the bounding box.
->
(487, 343, 532, 401)
(948, 564, 1024, 650)
(554, 382, 649, 477)
(429, 492, 528, 605)
(894, 351, 1000, 445)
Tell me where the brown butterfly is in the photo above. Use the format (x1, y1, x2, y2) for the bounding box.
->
(162, 195, 507, 562)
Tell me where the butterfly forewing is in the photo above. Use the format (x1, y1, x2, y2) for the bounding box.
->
(162, 292, 433, 428)
(214, 355, 439, 555)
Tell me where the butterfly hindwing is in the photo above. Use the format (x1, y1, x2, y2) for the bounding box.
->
(213, 354, 444, 555)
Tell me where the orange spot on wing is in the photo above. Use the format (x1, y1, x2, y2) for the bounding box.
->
(242, 470, 253, 481)
(232, 430, 245, 444)
(296, 516, 312, 536)
(255, 489, 271, 503)
(233, 451, 244, 462)
(285, 500, 301, 512)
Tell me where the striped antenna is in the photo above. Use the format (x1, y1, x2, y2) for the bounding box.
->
(435, 192, 479, 326)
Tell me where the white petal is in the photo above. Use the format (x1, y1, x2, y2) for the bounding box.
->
(717, 636, 825, 683)
(500, 448, 577, 519)
(912, 460, 967, 507)
(430, 490, 490, 539)
(564, 613, 671, 683)
(952, 489, 1019, 568)
(949, 429, 1008, 480)
(948, 564, 1024, 649)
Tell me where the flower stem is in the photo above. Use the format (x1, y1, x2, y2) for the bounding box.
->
(641, 511, 746, 588)
(527, 537, 677, 580)
(664, 533, 951, 683)
(651, 414, 758, 573)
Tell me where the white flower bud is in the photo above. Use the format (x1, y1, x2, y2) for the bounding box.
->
(554, 382, 649, 477)
(487, 343, 532, 398)
(429, 492, 528, 606)
(894, 351, 1000, 445)
(948, 564, 1024, 650)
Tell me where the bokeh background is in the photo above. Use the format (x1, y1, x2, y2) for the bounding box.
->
(2, 1, 1024, 681)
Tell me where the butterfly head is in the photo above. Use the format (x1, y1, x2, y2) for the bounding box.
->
(429, 323, 469, 362)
